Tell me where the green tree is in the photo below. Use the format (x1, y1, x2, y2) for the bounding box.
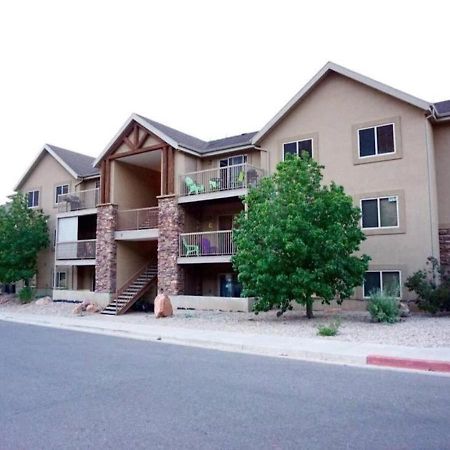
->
(0, 193, 49, 287)
(232, 154, 370, 318)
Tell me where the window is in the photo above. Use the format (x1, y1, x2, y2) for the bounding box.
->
(55, 271, 67, 289)
(361, 196, 398, 229)
(363, 271, 401, 298)
(27, 190, 40, 208)
(219, 155, 247, 190)
(283, 138, 313, 160)
(358, 123, 395, 158)
(55, 184, 69, 204)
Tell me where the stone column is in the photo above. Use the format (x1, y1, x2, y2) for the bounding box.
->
(157, 195, 184, 295)
(95, 203, 118, 294)
(439, 228, 450, 268)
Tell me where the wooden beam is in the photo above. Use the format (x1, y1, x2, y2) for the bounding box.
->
(133, 125, 139, 147)
(100, 161, 106, 203)
(162, 145, 168, 195)
(123, 136, 135, 151)
(108, 143, 165, 161)
(137, 129, 149, 149)
(167, 146, 174, 194)
(105, 159, 111, 203)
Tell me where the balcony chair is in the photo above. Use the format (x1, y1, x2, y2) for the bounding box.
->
(201, 238, 218, 255)
(233, 170, 246, 188)
(184, 176, 205, 195)
(208, 178, 221, 191)
(182, 238, 200, 257)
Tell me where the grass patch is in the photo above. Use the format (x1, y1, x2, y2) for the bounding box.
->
(317, 318, 341, 336)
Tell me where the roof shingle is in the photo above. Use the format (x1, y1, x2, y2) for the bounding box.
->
(47, 145, 99, 177)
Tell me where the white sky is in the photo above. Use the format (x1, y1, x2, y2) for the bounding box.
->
(0, 0, 449, 203)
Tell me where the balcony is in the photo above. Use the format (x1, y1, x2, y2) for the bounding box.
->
(178, 163, 265, 203)
(58, 188, 99, 213)
(115, 207, 159, 241)
(56, 240, 96, 263)
(178, 230, 234, 263)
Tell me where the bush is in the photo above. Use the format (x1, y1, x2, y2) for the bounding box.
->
(317, 319, 341, 336)
(367, 291, 399, 323)
(405, 257, 450, 314)
(18, 286, 35, 304)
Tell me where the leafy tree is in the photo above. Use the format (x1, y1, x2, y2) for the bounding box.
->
(232, 154, 370, 318)
(0, 193, 49, 287)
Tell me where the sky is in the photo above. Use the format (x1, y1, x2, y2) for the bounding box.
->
(0, 0, 449, 203)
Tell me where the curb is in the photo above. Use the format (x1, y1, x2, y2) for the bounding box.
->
(367, 355, 450, 373)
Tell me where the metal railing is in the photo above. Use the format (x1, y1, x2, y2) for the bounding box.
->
(179, 230, 234, 257)
(56, 239, 96, 260)
(179, 163, 265, 196)
(117, 207, 159, 231)
(58, 188, 99, 212)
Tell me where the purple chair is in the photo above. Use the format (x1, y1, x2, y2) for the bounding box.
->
(201, 238, 217, 255)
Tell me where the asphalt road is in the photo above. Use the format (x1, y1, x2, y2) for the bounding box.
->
(0, 321, 449, 450)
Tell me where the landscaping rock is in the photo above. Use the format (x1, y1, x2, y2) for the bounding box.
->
(399, 302, 410, 318)
(35, 296, 52, 306)
(72, 304, 83, 314)
(154, 293, 173, 318)
(86, 304, 100, 313)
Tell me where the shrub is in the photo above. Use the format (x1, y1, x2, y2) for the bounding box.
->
(367, 291, 399, 323)
(18, 286, 35, 304)
(317, 318, 341, 336)
(405, 257, 450, 314)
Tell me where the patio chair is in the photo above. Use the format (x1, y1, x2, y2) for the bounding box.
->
(184, 176, 205, 195)
(233, 170, 245, 188)
(201, 238, 218, 255)
(182, 238, 200, 257)
(209, 178, 221, 191)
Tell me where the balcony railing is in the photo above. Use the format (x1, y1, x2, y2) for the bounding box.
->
(179, 230, 234, 257)
(179, 163, 265, 197)
(58, 188, 99, 212)
(56, 239, 96, 260)
(117, 207, 159, 231)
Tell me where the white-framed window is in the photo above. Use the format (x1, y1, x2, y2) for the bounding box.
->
(363, 270, 401, 298)
(358, 123, 395, 158)
(283, 138, 313, 160)
(55, 184, 69, 204)
(360, 196, 399, 229)
(55, 271, 67, 289)
(27, 190, 40, 208)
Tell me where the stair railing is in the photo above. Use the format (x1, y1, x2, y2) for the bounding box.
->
(114, 263, 155, 314)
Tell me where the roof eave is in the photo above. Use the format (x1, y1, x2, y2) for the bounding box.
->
(252, 61, 431, 145)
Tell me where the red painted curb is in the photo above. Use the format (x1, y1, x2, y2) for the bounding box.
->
(367, 355, 450, 373)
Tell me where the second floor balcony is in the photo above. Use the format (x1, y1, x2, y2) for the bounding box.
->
(58, 188, 99, 213)
(178, 230, 234, 263)
(115, 206, 159, 241)
(56, 239, 96, 263)
(178, 163, 265, 203)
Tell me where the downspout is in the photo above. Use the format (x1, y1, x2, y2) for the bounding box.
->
(424, 119, 437, 259)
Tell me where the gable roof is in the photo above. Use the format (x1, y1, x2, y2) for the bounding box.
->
(252, 62, 431, 145)
(94, 113, 257, 166)
(431, 100, 450, 119)
(15, 144, 99, 191)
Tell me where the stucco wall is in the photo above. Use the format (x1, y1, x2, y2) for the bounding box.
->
(434, 123, 450, 227)
(258, 72, 439, 300)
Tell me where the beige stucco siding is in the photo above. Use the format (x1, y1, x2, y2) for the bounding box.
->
(19, 152, 77, 293)
(433, 123, 450, 227)
(258, 72, 439, 300)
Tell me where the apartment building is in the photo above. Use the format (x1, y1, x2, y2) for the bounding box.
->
(14, 62, 450, 314)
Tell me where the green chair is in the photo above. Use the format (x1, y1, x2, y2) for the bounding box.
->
(234, 170, 245, 188)
(209, 178, 221, 191)
(184, 176, 205, 195)
(182, 238, 200, 256)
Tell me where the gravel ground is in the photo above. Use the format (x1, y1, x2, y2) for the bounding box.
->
(1, 295, 449, 348)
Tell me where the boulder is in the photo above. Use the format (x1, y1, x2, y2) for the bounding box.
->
(154, 293, 173, 318)
(35, 296, 52, 306)
(86, 303, 99, 313)
(399, 301, 410, 318)
(72, 304, 83, 315)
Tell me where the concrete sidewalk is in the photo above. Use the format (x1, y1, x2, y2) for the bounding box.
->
(1, 311, 450, 374)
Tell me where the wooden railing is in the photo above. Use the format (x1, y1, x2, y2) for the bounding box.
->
(56, 239, 96, 260)
(117, 207, 159, 231)
(179, 230, 234, 257)
(179, 163, 265, 196)
(58, 188, 99, 212)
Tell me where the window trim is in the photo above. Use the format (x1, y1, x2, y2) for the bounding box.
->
(54, 270, 67, 289)
(363, 270, 402, 299)
(55, 183, 70, 205)
(357, 122, 396, 159)
(360, 195, 399, 230)
(27, 189, 40, 208)
(282, 138, 314, 161)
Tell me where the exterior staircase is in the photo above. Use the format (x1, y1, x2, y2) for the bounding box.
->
(101, 264, 157, 315)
